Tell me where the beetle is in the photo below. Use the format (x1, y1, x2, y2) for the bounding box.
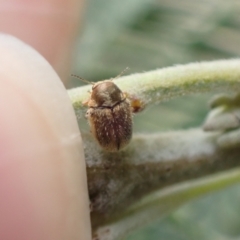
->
(85, 80, 132, 152)
(72, 69, 133, 152)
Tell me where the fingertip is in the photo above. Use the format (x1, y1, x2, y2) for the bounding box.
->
(0, 34, 91, 240)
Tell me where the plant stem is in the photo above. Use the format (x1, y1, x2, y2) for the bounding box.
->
(84, 129, 240, 228)
(68, 59, 240, 239)
(68, 59, 240, 114)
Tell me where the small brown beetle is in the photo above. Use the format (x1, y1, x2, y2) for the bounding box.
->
(72, 70, 132, 152)
(85, 80, 132, 152)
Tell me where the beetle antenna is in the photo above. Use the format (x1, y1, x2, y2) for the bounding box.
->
(111, 67, 129, 81)
(71, 74, 94, 85)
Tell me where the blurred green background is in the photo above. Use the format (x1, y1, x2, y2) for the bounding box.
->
(71, 0, 240, 239)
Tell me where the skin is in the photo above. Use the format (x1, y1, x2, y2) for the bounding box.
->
(0, 0, 84, 83)
(0, 1, 91, 240)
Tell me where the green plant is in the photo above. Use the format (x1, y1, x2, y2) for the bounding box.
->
(68, 59, 240, 240)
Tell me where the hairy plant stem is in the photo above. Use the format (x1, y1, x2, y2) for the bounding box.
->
(93, 167, 240, 240)
(83, 129, 240, 228)
(68, 59, 240, 239)
(69, 59, 240, 114)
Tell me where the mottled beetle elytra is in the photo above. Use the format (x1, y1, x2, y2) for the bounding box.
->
(72, 69, 133, 152)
